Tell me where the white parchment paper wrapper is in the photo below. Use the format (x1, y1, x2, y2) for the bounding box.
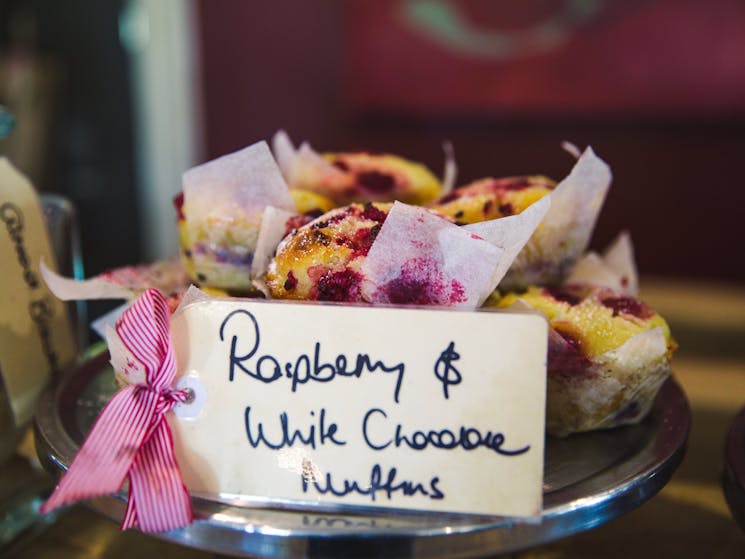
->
(41, 258, 189, 302)
(41, 258, 192, 339)
(182, 140, 295, 288)
(360, 202, 504, 309)
(105, 323, 146, 386)
(272, 129, 297, 177)
(184, 141, 294, 223)
(251, 206, 296, 279)
(41, 260, 134, 301)
(547, 327, 670, 436)
(566, 231, 638, 296)
(502, 146, 612, 290)
(464, 196, 550, 296)
(441, 141, 457, 194)
(272, 130, 345, 195)
(105, 285, 212, 387)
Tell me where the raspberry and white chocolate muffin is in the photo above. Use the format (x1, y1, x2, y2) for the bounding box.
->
(289, 151, 444, 207)
(429, 175, 555, 224)
(430, 146, 611, 293)
(266, 202, 391, 302)
(273, 133, 444, 207)
(175, 191, 263, 292)
(491, 284, 676, 435)
(177, 141, 295, 291)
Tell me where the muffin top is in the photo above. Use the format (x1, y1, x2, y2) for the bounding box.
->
(266, 202, 392, 302)
(291, 151, 443, 206)
(493, 283, 674, 358)
(429, 175, 554, 224)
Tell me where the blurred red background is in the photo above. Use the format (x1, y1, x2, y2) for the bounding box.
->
(197, 0, 745, 283)
(346, 0, 745, 116)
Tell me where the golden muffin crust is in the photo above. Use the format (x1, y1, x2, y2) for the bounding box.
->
(494, 284, 674, 360)
(430, 175, 555, 224)
(490, 284, 676, 435)
(290, 151, 443, 206)
(266, 202, 392, 302)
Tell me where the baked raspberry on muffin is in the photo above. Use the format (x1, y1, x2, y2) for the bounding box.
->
(491, 284, 676, 435)
(176, 141, 295, 292)
(265, 202, 391, 302)
(288, 151, 443, 207)
(273, 131, 445, 206)
(429, 175, 555, 224)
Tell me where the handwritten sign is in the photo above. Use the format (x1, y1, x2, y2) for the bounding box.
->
(0, 159, 76, 426)
(168, 296, 548, 518)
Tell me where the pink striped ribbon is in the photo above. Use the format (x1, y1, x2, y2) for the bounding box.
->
(41, 288, 194, 532)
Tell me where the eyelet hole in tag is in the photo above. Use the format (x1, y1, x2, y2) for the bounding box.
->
(173, 375, 207, 419)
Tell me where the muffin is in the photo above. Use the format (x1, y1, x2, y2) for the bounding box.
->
(428, 147, 611, 292)
(491, 284, 676, 435)
(176, 141, 295, 291)
(273, 131, 444, 206)
(429, 175, 555, 224)
(266, 202, 391, 302)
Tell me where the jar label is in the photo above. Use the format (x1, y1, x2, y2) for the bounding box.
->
(0, 159, 77, 426)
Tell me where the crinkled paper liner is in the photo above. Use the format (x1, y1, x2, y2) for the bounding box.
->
(567, 231, 638, 296)
(501, 146, 612, 290)
(548, 326, 669, 436)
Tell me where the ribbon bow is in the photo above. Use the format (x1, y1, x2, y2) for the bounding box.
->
(41, 288, 193, 532)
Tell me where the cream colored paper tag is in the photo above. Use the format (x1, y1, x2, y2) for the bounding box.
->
(0, 158, 76, 425)
(169, 297, 548, 518)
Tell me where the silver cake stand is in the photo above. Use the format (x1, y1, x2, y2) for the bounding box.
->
(35, 345, 690, 558)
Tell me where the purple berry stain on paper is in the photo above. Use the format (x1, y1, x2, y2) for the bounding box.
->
(377, 258, 466, 305)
